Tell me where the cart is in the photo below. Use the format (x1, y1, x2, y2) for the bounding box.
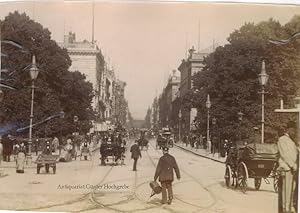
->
(224, 143, 279, 193)
(35, 154, 59, 174)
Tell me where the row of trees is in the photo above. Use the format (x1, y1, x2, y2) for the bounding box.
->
(188, 16, 300, 143)
(0, 12, 95, 137)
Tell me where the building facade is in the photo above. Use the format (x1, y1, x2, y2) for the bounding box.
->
(60, 32, 128, 131)
(158, 70, 181, 130)
(178, 47, 208, 135)
(60, 32, 105, 112)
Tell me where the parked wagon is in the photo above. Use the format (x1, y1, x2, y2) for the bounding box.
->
(224, 143, 279, 193)
(35, 154, 59, 174)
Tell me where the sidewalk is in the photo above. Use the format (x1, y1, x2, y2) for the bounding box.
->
(174, 142, 226, 164)
(0, 143, 101, 169)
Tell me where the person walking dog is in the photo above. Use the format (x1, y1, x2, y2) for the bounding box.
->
(154, 146, 180, 205)
(130, 140, 141, 171)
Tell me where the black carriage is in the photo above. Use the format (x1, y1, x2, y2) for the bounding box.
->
(224, 143, 279, 193)
(137, 138, 149, 150)
(100, 140, 125, 166)
(156, 131, 173, 149)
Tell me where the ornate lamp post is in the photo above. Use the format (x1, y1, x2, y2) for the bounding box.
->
(28, 55, 39, 159)
(258, 60, 269, 144)
(206, 94, 211, 153)
(237, 111, 244, 145)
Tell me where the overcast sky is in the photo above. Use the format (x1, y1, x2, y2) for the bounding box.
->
(0, 1, 300, 119)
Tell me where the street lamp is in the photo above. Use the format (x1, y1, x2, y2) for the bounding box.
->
(237, 111, 244, 145)
(206, 94, 211, 153)
(258, 60, 269, 144)
(28, 55, 39, 160)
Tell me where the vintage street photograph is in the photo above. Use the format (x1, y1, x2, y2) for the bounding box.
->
(0, 0, 299, 212)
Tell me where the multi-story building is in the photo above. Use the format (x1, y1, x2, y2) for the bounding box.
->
(60, 32, 129, 131)
(60, 32, 105, 113)
(158, 70, 180, 129)
(114, 80, 128, 125)
(177, 47, 209, 135)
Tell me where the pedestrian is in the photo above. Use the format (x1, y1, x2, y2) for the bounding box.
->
(52, 137, 59, 153)
(248, 127, 260, 144)
(277, 121, 298, 213)
(16, 142, 26, 173)
(130, 140, 141, 171)
(154, 146, 180, 205)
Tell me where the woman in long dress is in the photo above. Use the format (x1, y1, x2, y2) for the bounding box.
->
(16, 143, 26, 173)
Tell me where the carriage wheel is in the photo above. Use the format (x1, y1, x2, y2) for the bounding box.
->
(224, 165, 233, 188)
(237, 162, 248, 193)
(254, 178, 262, 190)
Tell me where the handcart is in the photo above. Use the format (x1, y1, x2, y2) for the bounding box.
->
(35, 154, 60, 174)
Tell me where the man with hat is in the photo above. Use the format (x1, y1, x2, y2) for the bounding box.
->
(130, 140, 141, 171)
(154, 146, 180, 205)
(277, 121, 299, 213)
(248, 126, 261, 144)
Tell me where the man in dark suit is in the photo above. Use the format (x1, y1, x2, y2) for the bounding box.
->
(154, 146, 180, 205)
(130, 140, 141, 171)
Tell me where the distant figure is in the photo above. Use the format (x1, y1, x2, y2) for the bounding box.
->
(248, 127, 261, 144)
(16, 143, 26, 173)
(52, 137, 59, 153)
(130, 140, 141, 171)
(154, 146, 180, 205)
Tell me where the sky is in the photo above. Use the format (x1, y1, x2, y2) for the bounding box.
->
(0, 0, 300, 119)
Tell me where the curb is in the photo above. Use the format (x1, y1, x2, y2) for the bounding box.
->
(174, 144, 225, 164)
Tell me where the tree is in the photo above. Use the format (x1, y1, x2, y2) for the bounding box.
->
(0, 11, 94, 137)
(143, 107, 152, 129)
(192, 17, 300, 143)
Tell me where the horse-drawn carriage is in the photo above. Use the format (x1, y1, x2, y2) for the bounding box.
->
(100, 134, 126, 166)
(137, 138, 149, 150)
(224, 143, 279, 193)
(156, 129, 174, 150)
(136, 129, 149, 150)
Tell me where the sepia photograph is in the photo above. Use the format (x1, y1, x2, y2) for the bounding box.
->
(0, 0, 299, 212)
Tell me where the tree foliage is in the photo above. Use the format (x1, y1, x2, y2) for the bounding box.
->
(192, 17, 300, 143)
(143, 107, 152, 129)
(0, 11, 94, 137)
